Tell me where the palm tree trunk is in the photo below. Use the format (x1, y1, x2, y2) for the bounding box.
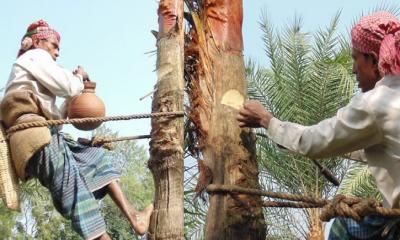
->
(148, 1, 185, 239)
(186, 1, 266, 239)
(307, 209, 324, 240)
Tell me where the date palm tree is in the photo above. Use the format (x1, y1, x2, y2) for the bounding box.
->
(247, 12, 355, 239)
(182, 2, 400, 240)
(148, 0, 185, 239)
(184, 0, 266, 239)
(249, 3, 400, 238)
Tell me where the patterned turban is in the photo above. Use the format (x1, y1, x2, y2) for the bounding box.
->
(17, 20, 60, 57)
(351, 11, 400, 76)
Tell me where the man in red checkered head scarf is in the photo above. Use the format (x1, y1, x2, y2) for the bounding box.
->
(2, 19, 154, 239)
(238, 11, 400, 239)
(351, 11, 400, 92)
(17, 19, 61, 60)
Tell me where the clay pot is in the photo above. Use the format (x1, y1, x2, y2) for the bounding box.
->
(67, 81, 105, 131)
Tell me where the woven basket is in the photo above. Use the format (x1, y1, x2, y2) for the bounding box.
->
(0, 121, 20, 211)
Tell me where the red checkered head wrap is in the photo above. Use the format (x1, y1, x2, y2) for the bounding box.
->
(351, 11, 400, 76)
(17, 20, 60, 57)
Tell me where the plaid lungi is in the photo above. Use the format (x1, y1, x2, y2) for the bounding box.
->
(26, 129, 120, 240)
(328, 215, 400, 240)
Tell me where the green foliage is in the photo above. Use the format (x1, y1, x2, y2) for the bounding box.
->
(95, 126, 154, 240)
(0, 126, 153, 239)
(248, 11, 356, 238)
(9, 180, 82, 239)
(339, 162, 381, 200)
(252, 6, 400, 238)
(0, 202, 19, 239)
(100, 132, 154, 240)
(183, 164, 207, 240)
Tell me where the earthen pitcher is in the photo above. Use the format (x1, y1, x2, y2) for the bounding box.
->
(67, 81, 105, 131)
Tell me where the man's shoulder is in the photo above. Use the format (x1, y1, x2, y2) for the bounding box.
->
(16, 49, 52, 63)
(358, 78, 400, 113)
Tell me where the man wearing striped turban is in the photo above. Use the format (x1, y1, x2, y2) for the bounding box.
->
(237, 11, 400, 239)
(1, 20, 153, 240)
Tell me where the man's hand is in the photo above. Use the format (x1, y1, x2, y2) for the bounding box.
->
(73, 65, 90, 81)
(237, 100, 273, 128)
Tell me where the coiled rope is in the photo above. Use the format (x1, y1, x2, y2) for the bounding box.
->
(206, 184, 400, 222)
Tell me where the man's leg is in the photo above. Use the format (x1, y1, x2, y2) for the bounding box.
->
(328, 216, 399, 240)
(107, 180, 153, 235)
(26, 132, 108, 240)
(96, 233, 111, 240)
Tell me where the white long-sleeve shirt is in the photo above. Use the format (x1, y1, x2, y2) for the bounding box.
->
(267, 75, 400, 208)
(3, 49, 84, 120)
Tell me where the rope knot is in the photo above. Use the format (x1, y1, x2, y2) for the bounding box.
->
(78, 136, 114, 150)
(91, 136, 114, 150)
(320, 194, 380, 222)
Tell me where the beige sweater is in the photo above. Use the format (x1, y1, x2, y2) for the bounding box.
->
(1, 49, 84, 180)
(4, 48, 84, 120)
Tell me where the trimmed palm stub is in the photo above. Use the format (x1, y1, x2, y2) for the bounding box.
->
(148, 0, 185, 239)
(185, 0, 267, 239)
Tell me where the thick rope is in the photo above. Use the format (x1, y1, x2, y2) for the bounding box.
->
(77, 135, 152, 150)
(319, 195, 400, 222)
(206, 184, 328, 205)
(206, 184, 400, 222)
(6, 111, 184, 136)
(91, 135, 151, 145)
(262, 201, 323, 209)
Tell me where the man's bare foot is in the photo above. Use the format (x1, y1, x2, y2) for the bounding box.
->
(131, 204, 154, 235)
(96, 232, 111, 240)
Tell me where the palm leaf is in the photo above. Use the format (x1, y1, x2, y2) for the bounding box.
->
(248, 10, 357, 238)
(339, 162, 381, 200)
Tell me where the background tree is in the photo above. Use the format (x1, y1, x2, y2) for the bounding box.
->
(0, 202, 20, 239)
(0, 126, 153, 239)
(247, 12, 355, 239)
(94, 127, 154, 240)
(183, 160, 208, 240)
(247, 3, 400, 239)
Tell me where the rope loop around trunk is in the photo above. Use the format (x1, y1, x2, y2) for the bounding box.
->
(206, 184, 400, 222)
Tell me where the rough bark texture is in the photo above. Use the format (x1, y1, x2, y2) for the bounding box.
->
(307, 209, 324, 240)
(202, 44, 266, 240)
(204, 0, 244, 53)
(186, 0, 267, 239)
(148, 1, 185, 239)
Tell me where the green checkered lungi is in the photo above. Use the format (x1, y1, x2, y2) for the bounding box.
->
(26, 129, 120, 239)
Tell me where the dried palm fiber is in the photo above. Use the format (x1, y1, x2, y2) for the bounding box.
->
(0, 121, 20, 211)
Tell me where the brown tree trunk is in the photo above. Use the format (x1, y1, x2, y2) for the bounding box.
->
(148, 1, 185, 239)
(186, 1, 267, 239)
(307, 209, 324, 240)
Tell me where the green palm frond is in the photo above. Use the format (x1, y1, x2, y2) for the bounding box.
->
(371, 2, 400, 16)
(250, 10, 355, 194)
(265, 208, 305, 239)
(248, 10, 357, 238)
(184, 160, 207, 240)
(259, 11, 284, 78)
(350, 2, 400, 27)
(260, 170, 313, 239)
(339, 163, 381, 200)
(246, 60, 274, 112)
